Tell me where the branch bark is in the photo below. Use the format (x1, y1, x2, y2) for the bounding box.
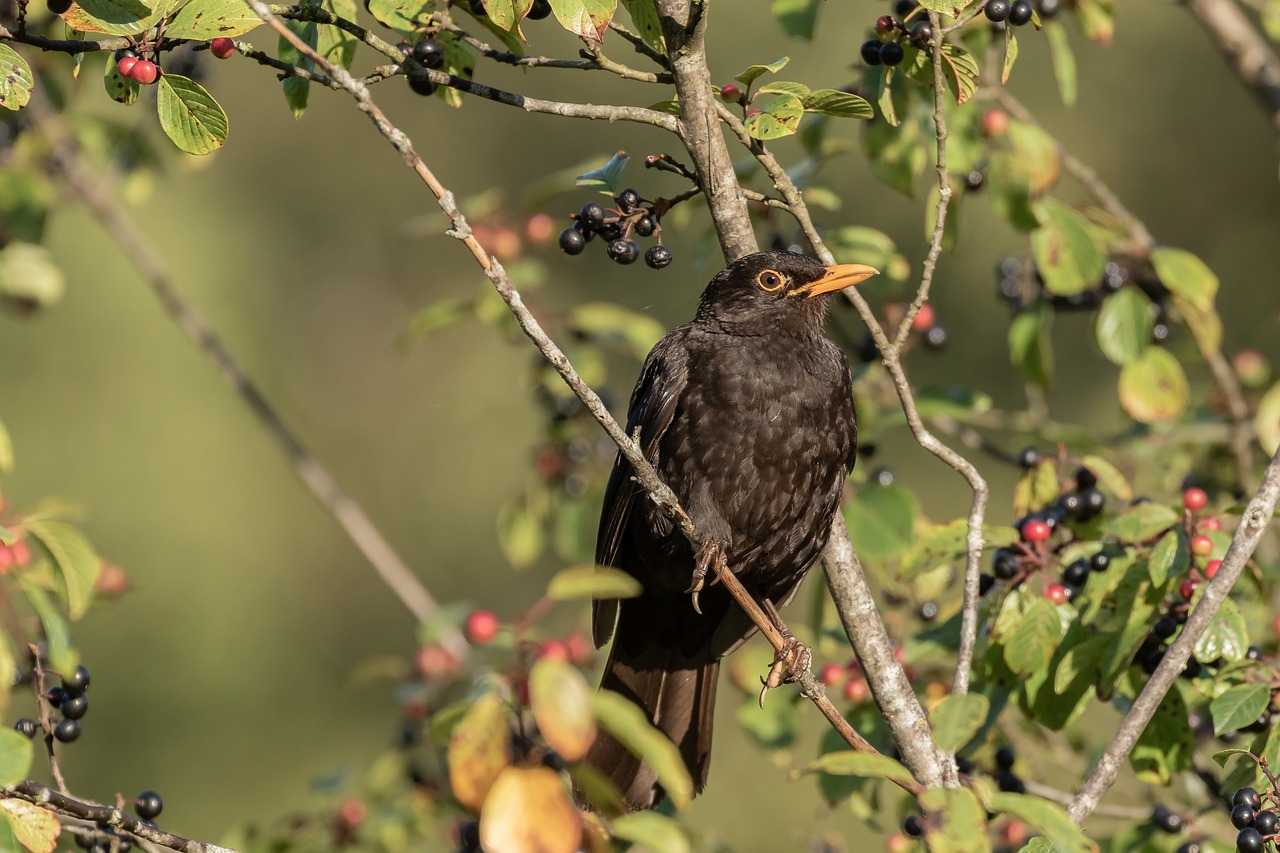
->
(1068, 445, 1280, 823)
(1184, 0, 1280, 135)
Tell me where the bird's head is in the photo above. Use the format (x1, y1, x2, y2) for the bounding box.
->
(694, 251, 878, 334)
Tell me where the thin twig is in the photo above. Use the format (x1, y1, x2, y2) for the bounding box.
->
(29, 656, 68, 794)
(4, 780, 239, 853)
(25, 95, 465, 656)
(1021, 780, 1150, 821)
(1068, 445, 1280, 823)
(1183, 0, 1280, 135)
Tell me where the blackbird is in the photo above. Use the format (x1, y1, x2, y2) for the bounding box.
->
(585, 250, 877, 809)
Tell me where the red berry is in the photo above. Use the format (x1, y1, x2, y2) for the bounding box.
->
(337, 798, 367, 829)
(819, 663, 846, 686)
(1205, 559, 1222, 579)
(1183, 487, 1208, 512)
(1046, 584, 1068, 605)
(1190, 535, 1214, 557)
(116, 55, 138, 77)
(1200, 516, 1222, 532)
(843, 676, 869, 703)
(875, 14, 896, 36)
(538, 639, 570, 662)
(886, 833, 911, 853)
(911, 303, 936, 332)
(1233, 349, 1271, 389)
(129, 59, 158, 84)
(210, 37, 235, 59)
(719, 83, 742, 102)
(1179, 579, 1198, 601)
(1021, 519, 1051, 543)
(563, 630, 591, 664)
(464, 609, 500, 644)
(982, 109, 1010, 137)
(414, 644, 459, 677)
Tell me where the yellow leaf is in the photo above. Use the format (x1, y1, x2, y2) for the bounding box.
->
(0, 800, 60, 853)
(529, 658, 596, 762)
(447, 692, 511, 811)
(479, 766, 582, 853)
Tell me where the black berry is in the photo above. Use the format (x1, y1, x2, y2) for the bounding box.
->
(908, 20, 932, 48)
(1016, 446, 1040, 469)
(1078, 487, 1106, 519)
(1036, 0, 1061, 18)
(46, 686, 66, 707)
(644, 245, 673, 270)
(984, 0, 1011, 22)
(13, 718, 36, 739)
(526, 0, 551, 19)
(53, 717, 80, 743)
(978, 573, 996, 596)
(407, 76, 438, 96)
(633, 216, 656, 237)
(894, 0, 919, 16)
(902, 815, 923, 837)
(1176, 843, 1202, 853)
(1232, 803, 1257, 829)
(61, 664, 90, 697)
(879, 41, 905, 67)
(134, 791, 164, 820)
(1056, 492, 1083, 518)
(597, 222, 622, 242)
(955, 756, 974, 774)
(922, 325, 948, 350)
(918, 601, 939, 622)
(579, 202, 606, 229)
(607, 240, 640, 265)
(1234, 787, 1263, 810)
(993, 548, 1019, 580)
(995, 745, 1016, 769)
(1247, 645, 1265, 661)
(964, 170, 985, 191)
(616, 188, 641, 213)
(1254, 810, 1278, 836)
(1152, 805, 1183, 834)
(1237, 827, 1263, 853)
(1152, 617, 1178, 640)
(1062, 559, 1089, 587)
(1008, 0, 1033, 25)
(60, 693, 88, 720)
(996, 769, 1025, 793)
(1089, 552, 1111, 573)
(46, 0, 72, 13)
(558, 227, 586, 255)
(411, 38, 445, 69)
(860, 40, 884, 66)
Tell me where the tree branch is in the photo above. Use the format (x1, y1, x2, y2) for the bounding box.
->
(4, 780, 240, 853)
(1067, 444, 1280, 823)
(1184, 0, 1280, 135)
(24, 93, 465, 656)
(654, 0, 758, 262)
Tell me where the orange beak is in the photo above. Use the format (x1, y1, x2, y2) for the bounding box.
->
(796, 263, 879, 298)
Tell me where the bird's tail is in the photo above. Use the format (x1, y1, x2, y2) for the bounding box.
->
(584, 634, 719, 810)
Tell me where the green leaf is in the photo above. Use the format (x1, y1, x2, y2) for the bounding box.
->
(0, 730, 31, 788)
(938, 43, 980, 105)
(575, 151, 629, 194)
(1118, 347, 1189, 424)
(770, 0, 819, 39)
(1000, 121, 1060, 196)
(568, 301, 665, 360)
(1102, 503, 1179, 543)
(1195, 595, 1249, 664)
(1005, 597, 1065, 675)
(594, 690, 693, 809)
(1075, 0, 1114, 43)
(1031, 198, 1106, 296)
(920, 786, 989, 853)
(1079, 455, 1132, 502)
(103, 52, 141, 105)
(914, 386, 993, 420)
(364, 0, 430, 34)
(1257, 381, 1280, 455)
(900, 520, 1017, 580)
(790, 750, 915, 786)
(917, 0, 974, 10)
(1132, 686, 1193, 784)
(620, 0, 664, 54)
(801, 88, 872, 119)
(928, 693, 988, 753)
(1008, 302, 1054, 389)
(1044, 21, 1077, 106)
(1001, 30, 1017, 85)
(529, 657, 595, 761)
(1213, 747, 1257, 768)
(734, 56, 790, 86)
(485, 0, 533, 31)
(1094, 287, 1152, 366)
(1212, 684, 1271, 736)
(19, 579, 77, 677)
(156, 74, 228, 155)
(165, 0, 263, 38)
(989, 793, 1097, 853)
(756, 80, 810, 98)
(610, 812, 690, 853)
(436, 31, 476, 108)
(497, 501, 544, 569)
(546, 565, 641, 601)
(1014, 459, 1060, 517)
(744, 91, 805, 140)
(844, 484, 918, 562)
(0, 243, 65, 308)
(61, 0, 164, 35)
(876, 66, 898, 127)
(1150, 246, 1218, 312)
(0, 45, 33, 111)
(278, 20, 315, 118)
(1052, 632, 1108, 694)
(865, 109, 931, 196)
(735, 692, 796, 751)
(24, 521, 100, 621)
(0, 798, 59, 853)
(1147, 529, 1188, 586)
(1172, 293, 1223, 354)
(547, 0, 616, 41)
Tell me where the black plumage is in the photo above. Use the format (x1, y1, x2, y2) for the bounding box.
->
(585, 251, 877, 809)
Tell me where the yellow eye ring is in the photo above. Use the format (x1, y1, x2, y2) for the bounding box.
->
(757, 269, 786, 292)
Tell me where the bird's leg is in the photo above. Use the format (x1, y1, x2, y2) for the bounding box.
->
(688, 538, 728, 615)
(758, 599, 812, 708)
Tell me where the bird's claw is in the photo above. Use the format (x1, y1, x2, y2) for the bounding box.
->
(758, 636, 811, 709)
(688, 540, 728, 615)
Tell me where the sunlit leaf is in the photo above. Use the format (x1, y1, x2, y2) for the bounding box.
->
(1008, 301, 1054, 388)
(1094, 287, 1151, 366)
(744, 91, 805, 140)
(734, 56, 790, 86)
(546, 565, 641, 601)
(0, 800, 59, 853)
(0, 46, 33, 111)
(989, 793, 1097, 853)
(844, 484, 917, 562)
(620, 0, 664, 53)
(611, 811, 690, 853)
(791, 750, 915, 786)
(547, 0, 616, 41)
(1118, 347, 1189, 423)
(1103, 503, 1179, 543)
(928, 693, 988, 753)
(1212, 684, 1271, 736)
(530, 657, 596, 761)
(801, 89, 872, 118)
(447, 692, 511, 810)
(0, 730, 32, 787)
(478, 766, 582, 853)
(1151, 246, 1218, 312)
(1079, 455, 1132, 501)
(920, 786, 989, 853)
(1031, 198, 1106, 296)
(166, 0, 263, 38)
(156, 74, 228, 155)
(1045, 21, 1076, 106)
(24, 521, 100, 621)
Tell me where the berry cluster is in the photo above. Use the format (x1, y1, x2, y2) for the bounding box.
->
(818, 647, 909, 705)
(559, 193, 672, 270)
(402, 37, 445, 97)
(30, 663, 92, 744)
(985, 456, 1108, 602)
(1229, 786, 1280, 852)
(982, 0, 1058, 26)
(114, 50, 160, 86)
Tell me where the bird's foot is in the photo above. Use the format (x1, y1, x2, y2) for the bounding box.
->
(759, 633, 812, 708)
(688, 539, 728, 615)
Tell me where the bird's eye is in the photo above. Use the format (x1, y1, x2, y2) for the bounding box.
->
(757, 270, 786, 292)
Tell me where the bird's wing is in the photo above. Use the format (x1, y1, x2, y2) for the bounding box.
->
(592, 331, 690, 647)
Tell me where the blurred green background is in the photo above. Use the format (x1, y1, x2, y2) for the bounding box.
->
(2, 0, 1279, 848)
